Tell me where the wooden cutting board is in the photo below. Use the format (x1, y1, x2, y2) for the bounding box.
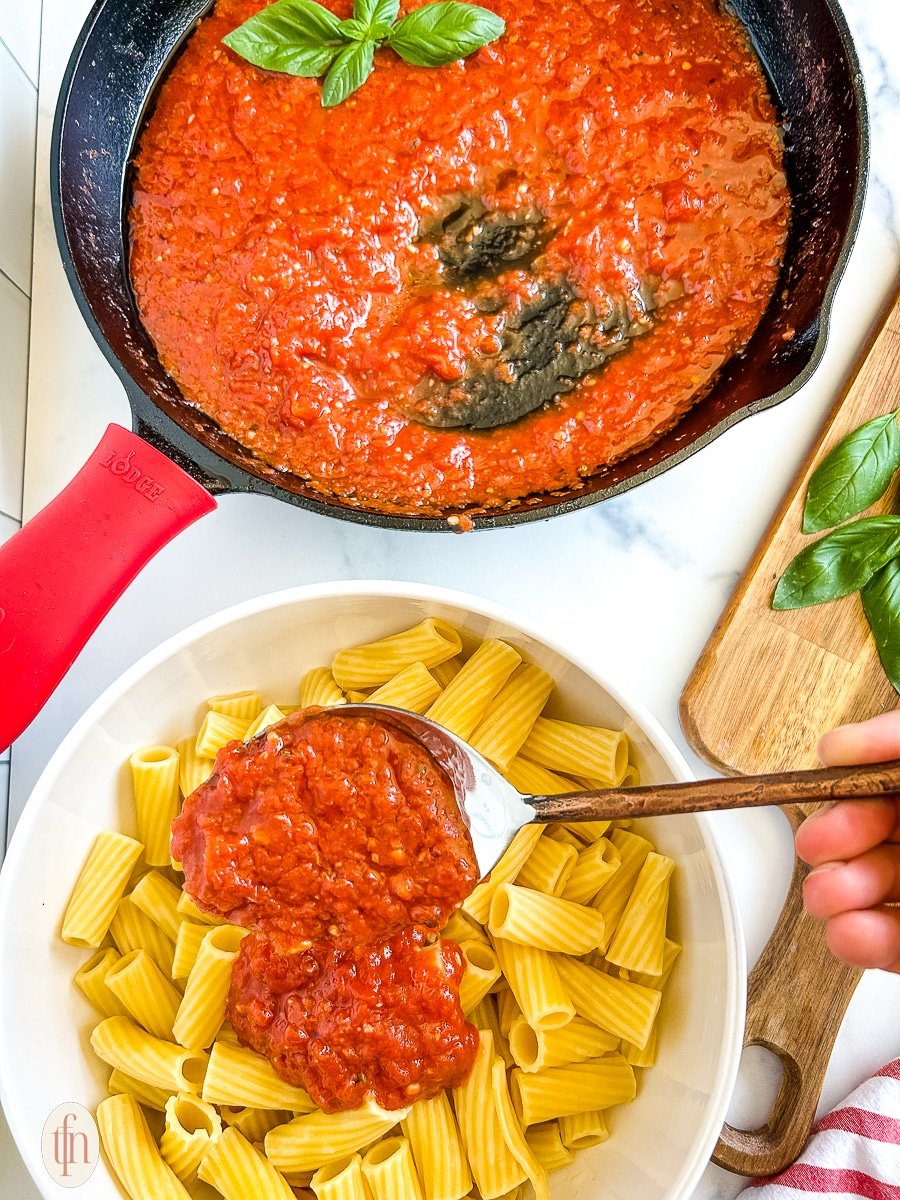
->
(680, 287, 900, 1179)
(681, 288, 900, 776)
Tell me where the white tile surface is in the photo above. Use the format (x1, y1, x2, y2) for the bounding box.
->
(0, 270, 29, 519)
(0, 40, 36, 294)
(0, 0, 41, 83)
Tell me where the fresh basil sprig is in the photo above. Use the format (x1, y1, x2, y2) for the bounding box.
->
(222, 0, 505, 107)
(773, 408, 900, 694)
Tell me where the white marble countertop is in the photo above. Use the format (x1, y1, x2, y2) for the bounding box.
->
(3, 0, 900, 1195)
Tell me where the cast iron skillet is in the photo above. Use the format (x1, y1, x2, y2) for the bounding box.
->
(0, 0, 868, 750)
(51, 0, 868, 531)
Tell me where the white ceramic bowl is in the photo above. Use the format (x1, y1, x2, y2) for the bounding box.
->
(0, 582, 745, 1200)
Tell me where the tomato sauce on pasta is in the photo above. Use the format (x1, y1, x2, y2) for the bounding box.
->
(130, 0, 789, 516)
(171, 708, 479, 1110)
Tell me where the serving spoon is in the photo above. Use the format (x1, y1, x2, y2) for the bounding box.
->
(341, 704, 900, 878)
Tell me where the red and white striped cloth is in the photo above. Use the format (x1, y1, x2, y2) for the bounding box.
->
(741, 1061, 900, 1199)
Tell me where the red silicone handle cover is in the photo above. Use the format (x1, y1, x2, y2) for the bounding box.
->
(0, 424, 217, 751)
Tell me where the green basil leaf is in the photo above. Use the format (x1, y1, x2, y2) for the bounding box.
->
(803, 413, 900, 533)
(388, 1, 504, 66)
(337, 16, 370, 39)
(354, 0, 400, 29)
(772, 516, 900, 610)
(223, 0, 345, 77)
(321, 39, 376, 106)
(861, 556, 900, 694)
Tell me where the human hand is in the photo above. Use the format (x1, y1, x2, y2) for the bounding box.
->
(796, 710, 900, 972)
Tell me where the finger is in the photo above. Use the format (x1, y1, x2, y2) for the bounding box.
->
(819, 710, 900, 766)
(823, 908, 900, 974)
(803, 845, 900, 918)
(795, 798, 900, 866)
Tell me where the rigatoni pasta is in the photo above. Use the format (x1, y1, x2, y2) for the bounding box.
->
(61, 615, 682, 1200)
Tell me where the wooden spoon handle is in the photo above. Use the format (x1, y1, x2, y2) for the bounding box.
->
(527, 759, 900, 823)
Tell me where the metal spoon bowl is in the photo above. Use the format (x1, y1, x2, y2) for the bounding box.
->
(341, 704, 900, 879)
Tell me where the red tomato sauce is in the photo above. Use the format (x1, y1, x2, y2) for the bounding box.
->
(171, 708, 478, 945)
(170, 708, 479, 1109)
(130, 0, 789, 516)
(227, 927, 478, 1111)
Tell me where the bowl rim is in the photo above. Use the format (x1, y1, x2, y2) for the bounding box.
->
(0, 579, 747, 1199)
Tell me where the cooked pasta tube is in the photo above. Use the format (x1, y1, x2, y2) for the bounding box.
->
(97, 1093, 190, 1200)
(503, 757, 577, 797)
(107, 1067, 173, 1112)
(544, 826, 583, 851)
(559, 1110, 609, 1150)
(491, 938, 574, 1031)
(430, 656, 462, 688)
(424, 638, 521, 739)
(310, 1154, 369, 1200)
(367, 661, 442, 713)
(490, 1056, 550, 1200)
(497, 987, 523, 1039)
(264, 1103, 408, 1174)
(508, 1015, 618, 1073)
(62, 832, 143, 948)
(462, 824, 543, 924)
(525, 1122, 574, 1170)
(468, 664, 554, 770)
(129, 869, 183, 942)
(219, 1107, 293, 1142)
(515, 836, 577, 896)
(468, 996, 514, 1069)
(332, 618, 462, 689)
(299, 667, 346, 707)
(106, 949, 182, 1040)
(207, 691, 262, 721)
(458, 940, 503, 1014)
(175, 892, 223, 926)
(453, 1032, 526, 1200)
(110, 897, 176, 978)
(160, 1092, 223, 1183)
(402, 1092, 471, 1200)
(176, 737, 215, 797)
(628, 937, 682, 991)
(243, 704, 286, 739)
(563, 820, 612, 844)
(202, 1040, 315, 1111)
(606, 851, 675, 974)
(441, 909, 482, 946)
(131, 746, 181, 866)
(510, 1057, 636, 1126)
(561, 837, 620, 906)
(75, 948, 130, 1019)
(172, 921, 209, 982)
(520, 717, 628, 785)
(488, 884, 606, 954)
(591, 829, 654, 951)
(361, 1136, 424, 1200)
(91, 1016, 208, 1094)
(195, 712, 249, 759)
(199, 1126, 294, 1200)
(555, 956, 661, 1048)
(173, 925, 248, 1049)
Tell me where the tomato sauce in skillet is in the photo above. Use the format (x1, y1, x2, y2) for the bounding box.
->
(131, 0, 789, 516)
(171, 708, 479, 1109)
